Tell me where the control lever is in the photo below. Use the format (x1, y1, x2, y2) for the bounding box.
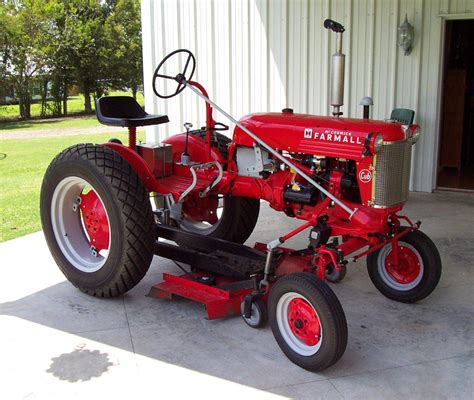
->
(181, 122, 193, 165)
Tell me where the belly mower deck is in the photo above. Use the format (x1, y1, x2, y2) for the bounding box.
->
(148, 225, 269, 319)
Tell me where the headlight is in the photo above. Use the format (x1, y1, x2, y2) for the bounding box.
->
(373, 133, 384, 153)
(365, 132, 384, 155)
(410, 126, 421, 144)
(364, 132, 384, 156)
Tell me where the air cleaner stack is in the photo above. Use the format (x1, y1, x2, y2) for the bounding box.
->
(324, 19, 346, 117)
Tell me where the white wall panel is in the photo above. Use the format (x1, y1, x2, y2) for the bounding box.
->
(307, 0, 330, 115)
(142, 0, 474, 192)
(287, 0, 309, 113)
(249, 0, 268, 112)
(266, 0, 288, 111)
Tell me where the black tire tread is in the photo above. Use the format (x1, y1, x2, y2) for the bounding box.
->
(241, 297, 268, 329)
(209, 196, 260, 244)
(213, 133, 259, 243)
(41, 144, 155, 297)
(325, 264, 347, 283)
(269, 272, 347, 371)
(367, 229, 442, 303)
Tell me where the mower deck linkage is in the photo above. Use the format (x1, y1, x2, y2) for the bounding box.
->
(148, 226, 266, 320)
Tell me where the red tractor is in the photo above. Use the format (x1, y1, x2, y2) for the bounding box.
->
(40, 20, 441, 371)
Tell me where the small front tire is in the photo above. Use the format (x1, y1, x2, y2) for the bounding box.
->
(269, 273, 347, 371)
(367, 229, 442, 303)
(325, 264, 347, 283)
(240, 297, 268, 329)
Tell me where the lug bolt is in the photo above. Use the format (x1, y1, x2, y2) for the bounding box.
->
(72, 197, 83, 212)
(90, 246, 98, 257)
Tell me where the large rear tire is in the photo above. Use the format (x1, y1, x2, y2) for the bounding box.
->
(269, 273, 347, 371)
(367, 229, 442, 303)
(180, 195, 260, 244)
(40, 144, 155, 297)
(179, 132, 260, 244)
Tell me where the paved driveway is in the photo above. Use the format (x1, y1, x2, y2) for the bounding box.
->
(0, 192, 473, 399)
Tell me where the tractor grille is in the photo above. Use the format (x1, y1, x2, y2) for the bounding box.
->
(373, 140, 412, 208)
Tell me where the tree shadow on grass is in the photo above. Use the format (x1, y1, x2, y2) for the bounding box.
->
(0, 119, 62, 131)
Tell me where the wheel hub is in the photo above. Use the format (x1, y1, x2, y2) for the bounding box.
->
(80, 190, 110, 252)
(385, 245, 421, 284)
(287, 298, 321, 346)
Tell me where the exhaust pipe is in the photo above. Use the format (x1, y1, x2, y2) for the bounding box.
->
(324, 19, 345, 117)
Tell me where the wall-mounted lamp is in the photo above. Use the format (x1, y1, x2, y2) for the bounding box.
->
(398, 14, 414, 56)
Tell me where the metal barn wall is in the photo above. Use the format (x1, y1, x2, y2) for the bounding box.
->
(141, 0, 474, 192)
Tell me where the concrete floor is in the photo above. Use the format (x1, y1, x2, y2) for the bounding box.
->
(0, 191, 473, 399)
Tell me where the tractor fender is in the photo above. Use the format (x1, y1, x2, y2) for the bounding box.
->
(163, 133, 226, 163)
(103, 143, 158, 192)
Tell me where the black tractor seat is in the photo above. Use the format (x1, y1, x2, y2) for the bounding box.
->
(95, 96, 169, 128)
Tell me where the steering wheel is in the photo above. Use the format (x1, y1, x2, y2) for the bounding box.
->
(152, 49, 196, 99)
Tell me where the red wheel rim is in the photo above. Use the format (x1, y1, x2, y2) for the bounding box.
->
(80, 190, 110, 252)
(385, 245, 421, 284)
(287, 297, 321, 346)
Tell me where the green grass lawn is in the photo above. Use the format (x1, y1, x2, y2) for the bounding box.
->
(0, 131, 145, 242)
(0, 91, 144, 121)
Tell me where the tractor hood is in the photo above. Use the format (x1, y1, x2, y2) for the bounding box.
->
(233, 112, 413, 160)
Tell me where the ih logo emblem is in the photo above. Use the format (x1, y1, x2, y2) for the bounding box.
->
(304, 128, 313, 138)
(359, 169, 373, 183)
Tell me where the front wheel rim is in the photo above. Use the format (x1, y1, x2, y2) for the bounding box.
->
(51, 176, 111, 273)
(377, 242, 424, 291)
(276, 292, 323, 356)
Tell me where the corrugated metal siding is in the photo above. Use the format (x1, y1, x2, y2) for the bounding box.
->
(141, 0, 474, 192)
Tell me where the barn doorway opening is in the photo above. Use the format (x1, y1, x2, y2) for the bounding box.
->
(437, 19, 474, 191)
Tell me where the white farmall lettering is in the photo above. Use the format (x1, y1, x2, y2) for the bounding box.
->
(358, 169, 373, 183)
(303, 128, 362, 145)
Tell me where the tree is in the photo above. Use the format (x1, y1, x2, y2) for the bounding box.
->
(1, 1, 49, 119)
(103, 0, 142, 99)
(0, 5, 12, 101)
(40, 0, 75, 116)
(65, 0, 109, 113)
(1, 0, 143, 119)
